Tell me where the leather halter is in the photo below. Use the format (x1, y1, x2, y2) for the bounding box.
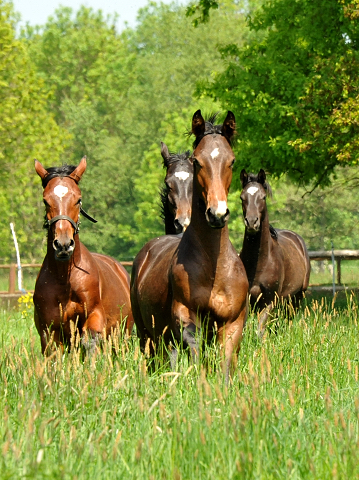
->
(43, 174, 98, 234)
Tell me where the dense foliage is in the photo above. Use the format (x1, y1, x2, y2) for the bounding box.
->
(0, 1, 68, 262)
(195, 0, 359, 186)
(1, 0, 359, 265)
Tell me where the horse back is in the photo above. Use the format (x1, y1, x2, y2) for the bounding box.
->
(276, 229, 311, 293)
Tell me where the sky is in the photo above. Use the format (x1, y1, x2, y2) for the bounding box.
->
(12, 0, 177, 32)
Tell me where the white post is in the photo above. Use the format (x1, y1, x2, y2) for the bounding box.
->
(10, 223, 23, 292)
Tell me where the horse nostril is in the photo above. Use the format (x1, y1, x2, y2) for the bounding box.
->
(53, 239, 61, 251)
(69, 239, 75, 249)
(174, 219, 183, 234)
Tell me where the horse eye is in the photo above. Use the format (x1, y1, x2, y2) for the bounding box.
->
(77, 198, 82, 205)
(230, 159, 235, 168)
(43, 199, 50, 207)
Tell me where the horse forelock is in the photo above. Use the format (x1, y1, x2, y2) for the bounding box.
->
(41, 164, 78, 189)
(245, 174, 272, 197)
(163, 151, 191, 168)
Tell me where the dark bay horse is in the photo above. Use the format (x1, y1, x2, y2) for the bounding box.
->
(160, 142, 193, 234)
(240, 169, 310, 334)
(131, 111, 248, 380)
(33, 157, 133, 354)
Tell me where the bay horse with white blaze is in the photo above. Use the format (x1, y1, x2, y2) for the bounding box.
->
(131, 111, 248, 380)
(33, 157, 133, 354)
(240, 169, 310, 334)
(160, 142, 193, 234)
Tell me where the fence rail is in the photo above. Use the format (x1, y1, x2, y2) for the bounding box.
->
(308, 249, 359, 286)
(0, 261, 134, 294)
(1, 250, 359, 295)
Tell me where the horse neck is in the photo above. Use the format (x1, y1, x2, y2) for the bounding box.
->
(46, 231, 81, 280)
(163, 199, 176, 235)
(186, 185, 230, 264)
(242, 206, 272, 278)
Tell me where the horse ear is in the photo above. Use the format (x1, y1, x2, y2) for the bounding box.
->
(34, 160, 48, 180)
(160, 142, 170, 166)
(222, 111, 236, 143)
(258, 169, 266, 185)
(69, 156, 87, 183)
(240, 169, 248, 188)
(192, 110, 206, 138)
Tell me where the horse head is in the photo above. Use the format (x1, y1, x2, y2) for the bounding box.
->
(160, 143, 193, 234)
(191, 110, 236, 228)
(35, 157, 87, 261)
(240, 168, 270, 234)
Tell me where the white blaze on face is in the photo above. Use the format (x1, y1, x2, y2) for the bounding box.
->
(174, 171, 190, 181)
(215, 201, 227, 217)
(247, 186, 259, 196)
(54, 185, 68, 198)
(210, 148, 220, 159)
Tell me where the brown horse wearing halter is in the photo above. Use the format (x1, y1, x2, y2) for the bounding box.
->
(160, 143, 193, 234)
(131, 111, 248, 380)
(240, 169, 310, 335)
(33, 157, 133, 354)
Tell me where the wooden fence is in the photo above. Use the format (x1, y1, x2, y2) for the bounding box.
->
(1, 251, 359, 296)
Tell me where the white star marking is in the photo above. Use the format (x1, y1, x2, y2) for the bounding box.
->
(247, 186, 259, 196)
(210, 148, 220, 159)
(174, 171, 190, 181)
(54, 185, 68, 198)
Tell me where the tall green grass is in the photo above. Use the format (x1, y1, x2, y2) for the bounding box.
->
(0, 295, 358, 479)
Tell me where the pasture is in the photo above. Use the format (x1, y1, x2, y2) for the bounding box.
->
(0, 294, 358, 479)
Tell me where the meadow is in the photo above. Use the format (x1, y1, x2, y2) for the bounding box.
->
(0, 293, 357, 479)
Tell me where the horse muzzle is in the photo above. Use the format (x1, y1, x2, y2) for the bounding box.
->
(53, 238, 75, 261)
(244, 216, 260, 233)
(174, 216, 191, 234)
(206, 206, 230, 229)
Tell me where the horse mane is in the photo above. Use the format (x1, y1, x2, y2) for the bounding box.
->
(41, 164, 77, 189)
(160, 151, 191, 224)
(246, 172, 273, 198)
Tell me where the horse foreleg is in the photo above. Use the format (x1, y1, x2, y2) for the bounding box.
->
(258, 303, 273, 338)
(81, 308, 106, 354)
(172, 300, 200, 365)
(218, 313, 246, 384)
(182, 324, 201, 365)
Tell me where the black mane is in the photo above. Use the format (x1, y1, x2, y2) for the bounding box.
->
(41, 164, 77, 189)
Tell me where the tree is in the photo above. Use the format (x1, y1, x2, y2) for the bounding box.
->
(195, 0, 359, 187)
(0, 1, 68, 262)
(25, 2, 250, 259)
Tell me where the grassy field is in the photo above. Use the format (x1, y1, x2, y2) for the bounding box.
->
(0, 294, 358, 479)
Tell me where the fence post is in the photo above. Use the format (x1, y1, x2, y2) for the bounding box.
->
(337, 258, 342, 285)
(9, 264, 16, 294)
